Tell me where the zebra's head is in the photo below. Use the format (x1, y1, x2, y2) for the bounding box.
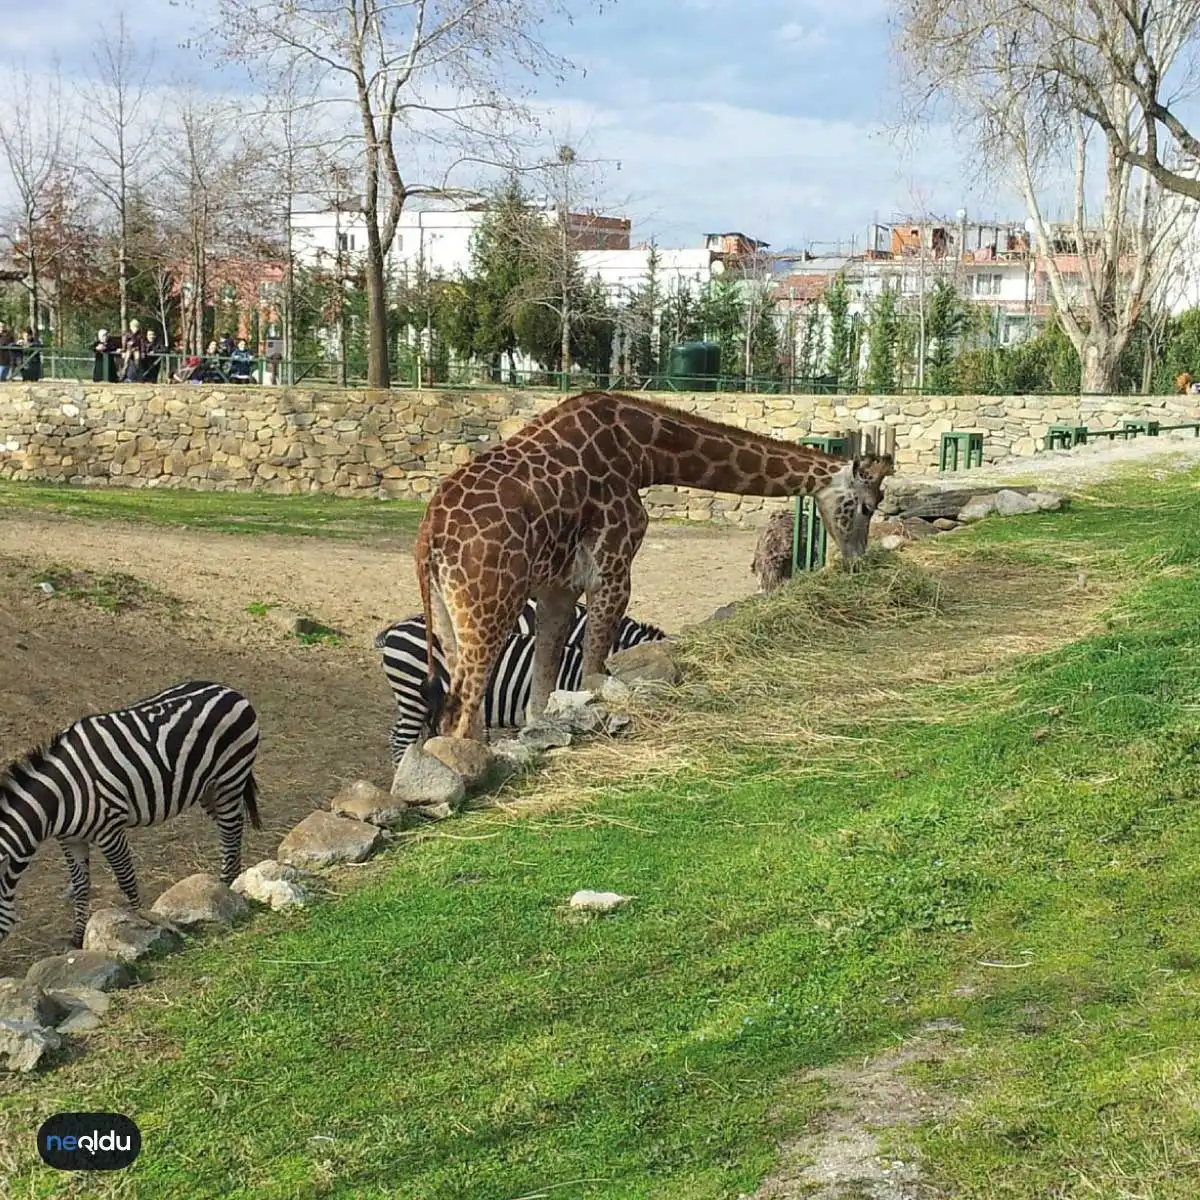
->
(814, 454, 895, 569)
(615, 615, 668, 651)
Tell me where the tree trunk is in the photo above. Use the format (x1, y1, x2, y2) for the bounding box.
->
(118, 185, 128, 335)
(560, 286, 571, 380)
(26, 213, 38, 336)
(1081, 340, 1121, 395)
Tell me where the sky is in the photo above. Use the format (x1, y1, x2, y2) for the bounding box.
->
(0, 0, 1009, 254)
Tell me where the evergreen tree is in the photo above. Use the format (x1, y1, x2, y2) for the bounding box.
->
(698, 273, 744, 382)
(824, 272, 852, 384)
(865, 287, 899, 393)
(796, 302, 825, 382)
(923, 279, 970, 394)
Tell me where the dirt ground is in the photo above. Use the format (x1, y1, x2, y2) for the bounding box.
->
(0, 513, 761, 978)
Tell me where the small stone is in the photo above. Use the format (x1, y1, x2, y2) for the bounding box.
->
(932, 518, 958, 531)
(390, 743, 467, 807)
(83, 908, 183, 963)
(602, 712, 633, 735)
(489, 738, 540, 771)
(25, 952, 133, 993)
(0, 978, 64, 1027)
(330, 779, 407, 828)
(519, 722, 573, 751)
(277, 811, 383, 869)
(412, 801, 454, 822)
(46, 987, 110, 1029)
(423, 736, 496, 790)
(0, 1020, 62, 1072)
(958, 495, 997, 523)
(607, 642, 681, 687)
(58, 1008, 103, 1034)
(231, 860, 312, 911)
(902, 517, 937, 540)
(880, 534, 905, 551)
(1029, 490, 1066, 512)
(569, 890, 631, 914)
(994, 489, 1040, 516)
(598, 677, 634, 705)
(544, 690, 605, 733)
(151, 873, 249, 929)
(707, 602, 741, 622)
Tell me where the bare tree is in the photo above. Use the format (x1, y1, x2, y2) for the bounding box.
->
(892, 0, 1195, 392)
(79, 12, 159, 334)
(0, 70, 78, 335)
(211, 0, 592, 389)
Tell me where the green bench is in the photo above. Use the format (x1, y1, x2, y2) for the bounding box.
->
(1044, 424, 1088, 450)
(939, 430, 984, 472)
(1123, 419, 1160, 437)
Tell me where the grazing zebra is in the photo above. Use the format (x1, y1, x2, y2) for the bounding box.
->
(0, 681, 261, 947)
(375, 601, 667, 761)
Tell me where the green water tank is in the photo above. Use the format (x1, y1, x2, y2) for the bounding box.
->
(664, 340, 720, 391)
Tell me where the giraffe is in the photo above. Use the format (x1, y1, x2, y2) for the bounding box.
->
(414, 390, 894, 741)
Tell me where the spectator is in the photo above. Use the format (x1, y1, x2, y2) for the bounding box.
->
(17, 328, 41, 382)
(175, 355, 203, 383)
(121, 319, 147, 382)
(93, 329, 119, 382)
(0, 323, 13, 381)
(229, 337, 254, 384)
(140, 328, 162, 383)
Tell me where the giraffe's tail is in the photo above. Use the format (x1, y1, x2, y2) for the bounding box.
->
(415, 526, 446, 741)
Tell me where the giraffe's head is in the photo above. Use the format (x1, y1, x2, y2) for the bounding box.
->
(814, 453, 895, 569)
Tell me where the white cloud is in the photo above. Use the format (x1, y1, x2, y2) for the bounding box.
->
(775, 22, 831, 53)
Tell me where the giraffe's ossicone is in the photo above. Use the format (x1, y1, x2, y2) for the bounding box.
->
(414, 391, 894, 740)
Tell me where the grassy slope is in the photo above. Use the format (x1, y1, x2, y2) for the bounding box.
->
(0, 480, 425, 540)
(3, 470, 1200, 1197)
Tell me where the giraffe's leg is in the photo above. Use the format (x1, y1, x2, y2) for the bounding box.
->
(526, 585, 583, 724)
(430, 587, 459, 676)
(581, 506, 647, 680)
(59, 838, 91, 948)
(95, 826, 140, 911)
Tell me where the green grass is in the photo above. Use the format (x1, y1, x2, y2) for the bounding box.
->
(0, 479, 425, 540)
(5, 470, 1200, 1197)
(27, 564, 180, 614)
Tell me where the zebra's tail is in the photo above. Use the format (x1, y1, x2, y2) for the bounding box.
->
(415, 526, 447, 739)
(243, 772, 263, 832)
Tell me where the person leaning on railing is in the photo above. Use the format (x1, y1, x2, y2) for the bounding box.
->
(93, 329, 120, 382)
(15, 328, 41, 381)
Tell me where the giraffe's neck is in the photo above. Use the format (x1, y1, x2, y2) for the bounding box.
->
(632, 406, 843, 496)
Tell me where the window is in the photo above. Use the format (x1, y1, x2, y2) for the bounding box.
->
(973, 273, 1001, 296)
(337, 232, 356, 252)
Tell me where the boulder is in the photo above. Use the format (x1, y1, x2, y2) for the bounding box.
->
(423, 737, 496, 790)
(277, 811, 383, 869)
(83, 908, 183, 963)
(231, 860, 312, 912)
(151, 873, 249, 929)
(0, 978, 64, 1027)
(0, 1020, 62, 1073)
(902, 517, 938, 540)
(569, 889, 631, 914)
(607, 642, 681, 687)
(958, 495, 998, 523)
(25, 951, 133, 993)
(47, 987, 110, 1035)
(390, 743, 467, 807)
(1029, 491, 1066, 512)
(994, 489, 1040, 516)
(330, 779, 408, 829)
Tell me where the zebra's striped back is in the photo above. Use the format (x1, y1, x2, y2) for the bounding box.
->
(376, 601, 667, 761)
(0, 681, 261, 944)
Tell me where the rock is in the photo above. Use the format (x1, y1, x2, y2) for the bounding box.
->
(25, 951, 133, 993)
(602, 712, 633, 735)
(46, 987, 110, 1027)
(544, 690, 606, 733)
(569, 889, 631, 914)
(932, 518, 959, 532)
(519, 722, 573, 751)
(994, 489, 1040, 516)
(1029, 490, 1066, 512)
(57, 1008, 103, 1034)
(277, 811, 383, 869)
(412, 802, 454, 822)
(231, 860, 313, 911)
(83, 908, 183, 963)
(870, 515, 906, 540)
(607, 642, 681, 687)
(330, 779, 408, 828)
(958, 495, 998, 523)
(0, 1020, 62, 1072)
(599, 676, 634, 705)
(423, 736, 496, 790)
(390, 743, 467, 807)
(267, 608, 338, 638)
(902, 517, 938, 540)
(489, 738, 541, 772)
(880, 534, 905, 551)
(0, 978, 65, 1027)
(151, 873, 249, 929)
(894, 488, 989, 521)
(707, 602, 741, 622)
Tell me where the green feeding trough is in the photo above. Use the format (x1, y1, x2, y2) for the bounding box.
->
(663, 341, 720, 391)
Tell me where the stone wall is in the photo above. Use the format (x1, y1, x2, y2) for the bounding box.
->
(0, 381, 1192, 528)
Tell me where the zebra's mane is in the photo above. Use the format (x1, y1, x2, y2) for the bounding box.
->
(0, 731, 68, 790)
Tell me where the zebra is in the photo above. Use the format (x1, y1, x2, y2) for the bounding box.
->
(375, 600, 667, 761)
(0, 680, 261, 947)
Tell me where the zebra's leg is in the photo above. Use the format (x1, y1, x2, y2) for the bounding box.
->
(59, 839, 91, 948)
(206, 785, 247, 885)
(95, 827, 140, 910)
(527, 585, 582, 723)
